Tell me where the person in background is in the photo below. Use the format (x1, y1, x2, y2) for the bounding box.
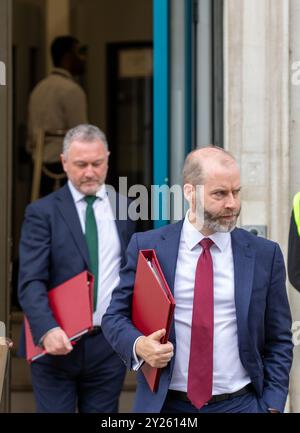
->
(18, 124, 136, 412)
(288, 191, 300, 291)
(27, 35, 88, 196)
(102, 146, 293, 413)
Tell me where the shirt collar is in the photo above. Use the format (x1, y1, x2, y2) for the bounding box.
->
(182, 211, 231, 253)
(51, 68, 73, 80)
(68, 180, 107, 204)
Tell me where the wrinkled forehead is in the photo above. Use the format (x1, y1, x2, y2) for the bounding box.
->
(202, 158, 240, 185)
(66, 139, 108, 159)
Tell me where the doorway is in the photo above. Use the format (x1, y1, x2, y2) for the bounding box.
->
(10, 0, 153, 412)
(107, 42, 153, 231)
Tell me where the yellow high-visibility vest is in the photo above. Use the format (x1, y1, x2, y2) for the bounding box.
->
(293, 192, 300, 237)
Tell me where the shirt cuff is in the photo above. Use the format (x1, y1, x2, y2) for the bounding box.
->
(38, 326, 61, 348)
(132, 336, 145, 371)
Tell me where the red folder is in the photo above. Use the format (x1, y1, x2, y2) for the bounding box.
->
(25, 271, 94, 363)
(132, 249, 175, 392)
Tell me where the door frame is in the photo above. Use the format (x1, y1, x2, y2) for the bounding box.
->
(0, 0, 12, 413)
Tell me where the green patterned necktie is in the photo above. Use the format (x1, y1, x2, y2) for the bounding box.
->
(85, 195, 98, 311)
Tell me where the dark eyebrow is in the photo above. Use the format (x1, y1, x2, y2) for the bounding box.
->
(211, 188, 227, 193)
(211, 186, 242, 194)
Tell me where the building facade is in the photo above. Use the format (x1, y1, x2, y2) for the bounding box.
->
(0, 0, 299, 412)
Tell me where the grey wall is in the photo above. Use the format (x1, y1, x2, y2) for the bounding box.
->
(70, 0, 153, 131)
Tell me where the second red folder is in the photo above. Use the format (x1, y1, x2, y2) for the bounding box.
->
(25, 270, 94, 363)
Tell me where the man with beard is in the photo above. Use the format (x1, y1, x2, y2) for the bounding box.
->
(102, 146, 293, 413)
(18, 124, 136, 412)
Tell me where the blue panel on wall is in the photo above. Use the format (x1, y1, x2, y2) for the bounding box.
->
(153, 0, 169, 228)
(185, 0, 193, 155)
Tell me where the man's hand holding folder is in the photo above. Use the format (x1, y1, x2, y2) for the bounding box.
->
(135, 328, 174, 368)
(42, 328, 74, 356)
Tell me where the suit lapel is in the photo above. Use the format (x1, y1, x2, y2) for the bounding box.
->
(154, 220, 184, 295)
(231, 228, 255, 339)
(154, 220, 183, 342)
(55, 184, 90, 267)
(108, 190, 128, 255)
(105, 189, 130, 264)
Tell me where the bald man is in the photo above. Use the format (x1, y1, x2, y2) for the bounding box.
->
(102, 146, 293, 413)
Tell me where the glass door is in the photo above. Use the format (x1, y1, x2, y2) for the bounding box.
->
(107, 42, 153, 231)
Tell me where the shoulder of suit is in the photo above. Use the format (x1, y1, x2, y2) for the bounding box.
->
(235, 227, 278, 249)
(115, 191, 129, 203)
(26, 188, 64, 212)
(135, 220, 183, 239)
(108, 191, 137, 209)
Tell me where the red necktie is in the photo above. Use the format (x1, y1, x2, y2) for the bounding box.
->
(187, 238, 214, 409)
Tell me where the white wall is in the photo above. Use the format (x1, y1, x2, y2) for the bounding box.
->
(225, 0, 290, 247)
(224, 0, 294, 411)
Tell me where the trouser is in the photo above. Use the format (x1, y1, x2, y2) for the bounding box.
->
(161, 388, 269, 413)
(30, 329, 126, 413)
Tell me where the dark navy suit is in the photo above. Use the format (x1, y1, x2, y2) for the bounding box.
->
(102, 221, 293, 413)
(18, 183, 136, 412)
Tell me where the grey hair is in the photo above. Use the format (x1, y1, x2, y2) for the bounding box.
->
(183, 145, 236, 185)
(63, 124, 109, 157)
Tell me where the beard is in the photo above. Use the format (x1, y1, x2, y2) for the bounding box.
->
(203, 209, 240, 233)
(195, 203, 241, 233)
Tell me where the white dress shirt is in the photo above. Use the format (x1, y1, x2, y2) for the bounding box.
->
(27, 68, 88, 163)
(68, 181, 122, 326)
(169, 212, 251, 394)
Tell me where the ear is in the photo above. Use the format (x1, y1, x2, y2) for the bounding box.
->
(60, 153, 67, 173)
(183, 183, 195, 207)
